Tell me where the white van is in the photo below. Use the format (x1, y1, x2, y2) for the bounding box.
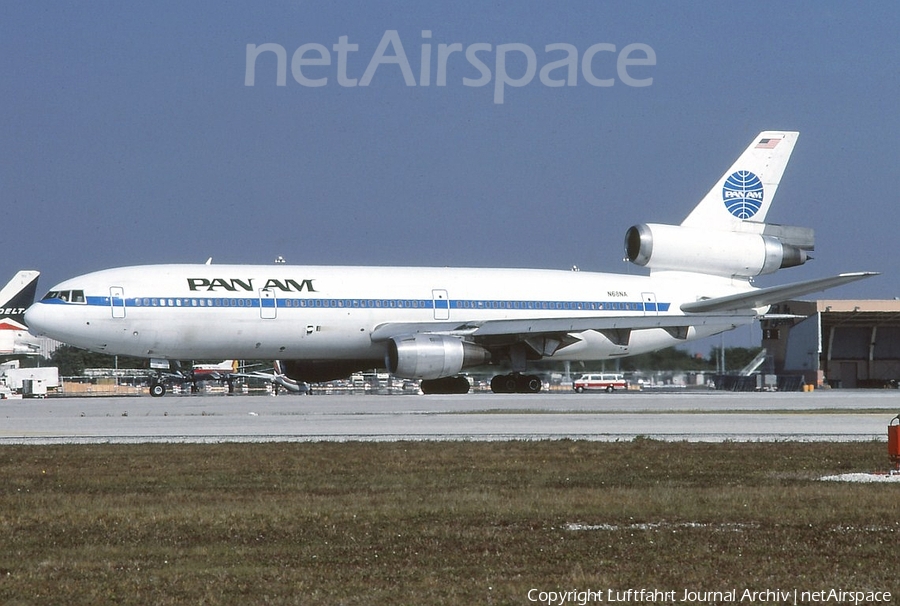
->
(573, 373, 627, 393)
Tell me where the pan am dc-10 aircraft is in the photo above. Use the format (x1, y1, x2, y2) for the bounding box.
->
(25, 131, 875, 395)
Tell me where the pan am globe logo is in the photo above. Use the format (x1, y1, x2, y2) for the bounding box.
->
(722, 170, 764, 219)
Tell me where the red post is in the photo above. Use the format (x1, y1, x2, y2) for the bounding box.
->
(889, 415, 900, 470)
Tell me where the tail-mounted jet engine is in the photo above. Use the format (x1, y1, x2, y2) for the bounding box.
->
(624, 223, 813, 278)
(386, 334, 490, 380)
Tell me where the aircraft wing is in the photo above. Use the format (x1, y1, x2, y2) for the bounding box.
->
(370, 313, 755, 348)
(680, 272, 878, 313)
(462, 313, 754, 337)
(371, 272, 877, 348)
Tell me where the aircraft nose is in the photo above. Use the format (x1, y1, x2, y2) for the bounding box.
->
(24, 303, 50, 335)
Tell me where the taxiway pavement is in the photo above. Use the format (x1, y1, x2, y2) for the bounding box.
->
(2, 389, 898, 444)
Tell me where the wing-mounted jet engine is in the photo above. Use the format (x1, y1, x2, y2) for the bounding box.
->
(386, 335, 491, 394)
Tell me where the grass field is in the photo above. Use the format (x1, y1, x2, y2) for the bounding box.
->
(1, 441, 897, 605)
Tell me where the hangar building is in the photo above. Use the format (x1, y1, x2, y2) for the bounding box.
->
(762, 299, 900, 388)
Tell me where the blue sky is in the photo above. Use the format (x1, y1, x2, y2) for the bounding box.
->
(3, 2, 898, 338)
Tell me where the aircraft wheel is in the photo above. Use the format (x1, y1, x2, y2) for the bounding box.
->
(490, 375, 511, 393)
(515, 374, 541, 393)
(523, 375, 542, 393)
(491, 374, 539, 393)
(421, 376, 470, 394)
(150, 383, 166, 398)
(453, 376, 471, 394)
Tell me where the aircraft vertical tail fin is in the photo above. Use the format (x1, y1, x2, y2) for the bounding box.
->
(0, 271, 40, 330)
(680, 131, 799, 230)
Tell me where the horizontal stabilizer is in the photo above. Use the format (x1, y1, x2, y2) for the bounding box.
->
(680, 272, 878, 313)
(734, 222, 815, 250)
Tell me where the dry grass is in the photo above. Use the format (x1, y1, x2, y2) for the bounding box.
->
(0, 441, 897, 604)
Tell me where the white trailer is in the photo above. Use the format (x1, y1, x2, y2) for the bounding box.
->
(3, 367, 59, 392)
(22, 378, 48, 398)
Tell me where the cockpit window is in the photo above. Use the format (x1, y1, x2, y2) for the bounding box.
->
(41, 290, 86, 303)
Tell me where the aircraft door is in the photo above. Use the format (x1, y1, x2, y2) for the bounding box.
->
(642, 292, 658, 316)
(432, 289, 450, 320)
(110, 287, 126, 318)
(259, 288, 277, 319)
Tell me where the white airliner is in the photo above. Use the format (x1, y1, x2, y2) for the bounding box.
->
(25, 131, 875, 395)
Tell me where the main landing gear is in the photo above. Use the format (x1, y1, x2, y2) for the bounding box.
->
(420, 376, 471, 394)
(419, 374, 543, 394)
(490, 373, 543, 394)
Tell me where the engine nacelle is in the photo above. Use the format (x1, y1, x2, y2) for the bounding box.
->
(386, 334, 490, 380)
(624, 223, 809, 278)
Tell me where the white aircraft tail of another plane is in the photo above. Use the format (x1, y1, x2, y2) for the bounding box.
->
(0, 270, 42, 356)
(192, 360, 239, 375)
(0, 271, 40, 327)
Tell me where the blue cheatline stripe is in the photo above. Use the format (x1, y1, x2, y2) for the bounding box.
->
(59, 296, 671, 313)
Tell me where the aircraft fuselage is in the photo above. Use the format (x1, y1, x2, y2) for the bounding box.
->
(25, 263, 747, 362)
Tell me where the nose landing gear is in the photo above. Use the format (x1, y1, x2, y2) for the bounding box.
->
(149, 381, 166, 397)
